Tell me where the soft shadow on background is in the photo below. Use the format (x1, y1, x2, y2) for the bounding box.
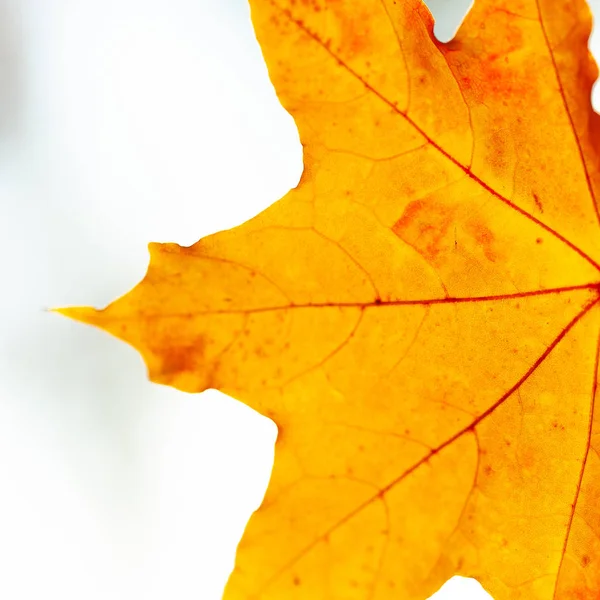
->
(1, 0, 599, 598)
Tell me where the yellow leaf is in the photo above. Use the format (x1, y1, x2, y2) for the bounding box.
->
(60, 0, 600, 598)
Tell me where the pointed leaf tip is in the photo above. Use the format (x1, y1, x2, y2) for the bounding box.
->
(51, 306, 104, 327)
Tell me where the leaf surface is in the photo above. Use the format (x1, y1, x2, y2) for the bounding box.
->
(60, 0, 600, 598)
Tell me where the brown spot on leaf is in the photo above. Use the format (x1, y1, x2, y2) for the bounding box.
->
(394, 199, 498, 264)
(393, 199, 457, 264)
(465, 217, 498, 262)
(160, 336, 206, 376)
(582, 554, 591, 567)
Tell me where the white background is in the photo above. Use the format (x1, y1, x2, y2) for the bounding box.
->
(1, 0, 599, 598)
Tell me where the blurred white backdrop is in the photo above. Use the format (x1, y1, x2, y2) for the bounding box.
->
(1, 0, 599, 598)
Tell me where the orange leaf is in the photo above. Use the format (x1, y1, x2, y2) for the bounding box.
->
(59, 0, 600, 598)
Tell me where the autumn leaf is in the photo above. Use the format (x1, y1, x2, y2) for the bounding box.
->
(57, 0, 600, 598)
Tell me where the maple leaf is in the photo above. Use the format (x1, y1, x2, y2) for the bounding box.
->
(57, 0, 600, 598)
